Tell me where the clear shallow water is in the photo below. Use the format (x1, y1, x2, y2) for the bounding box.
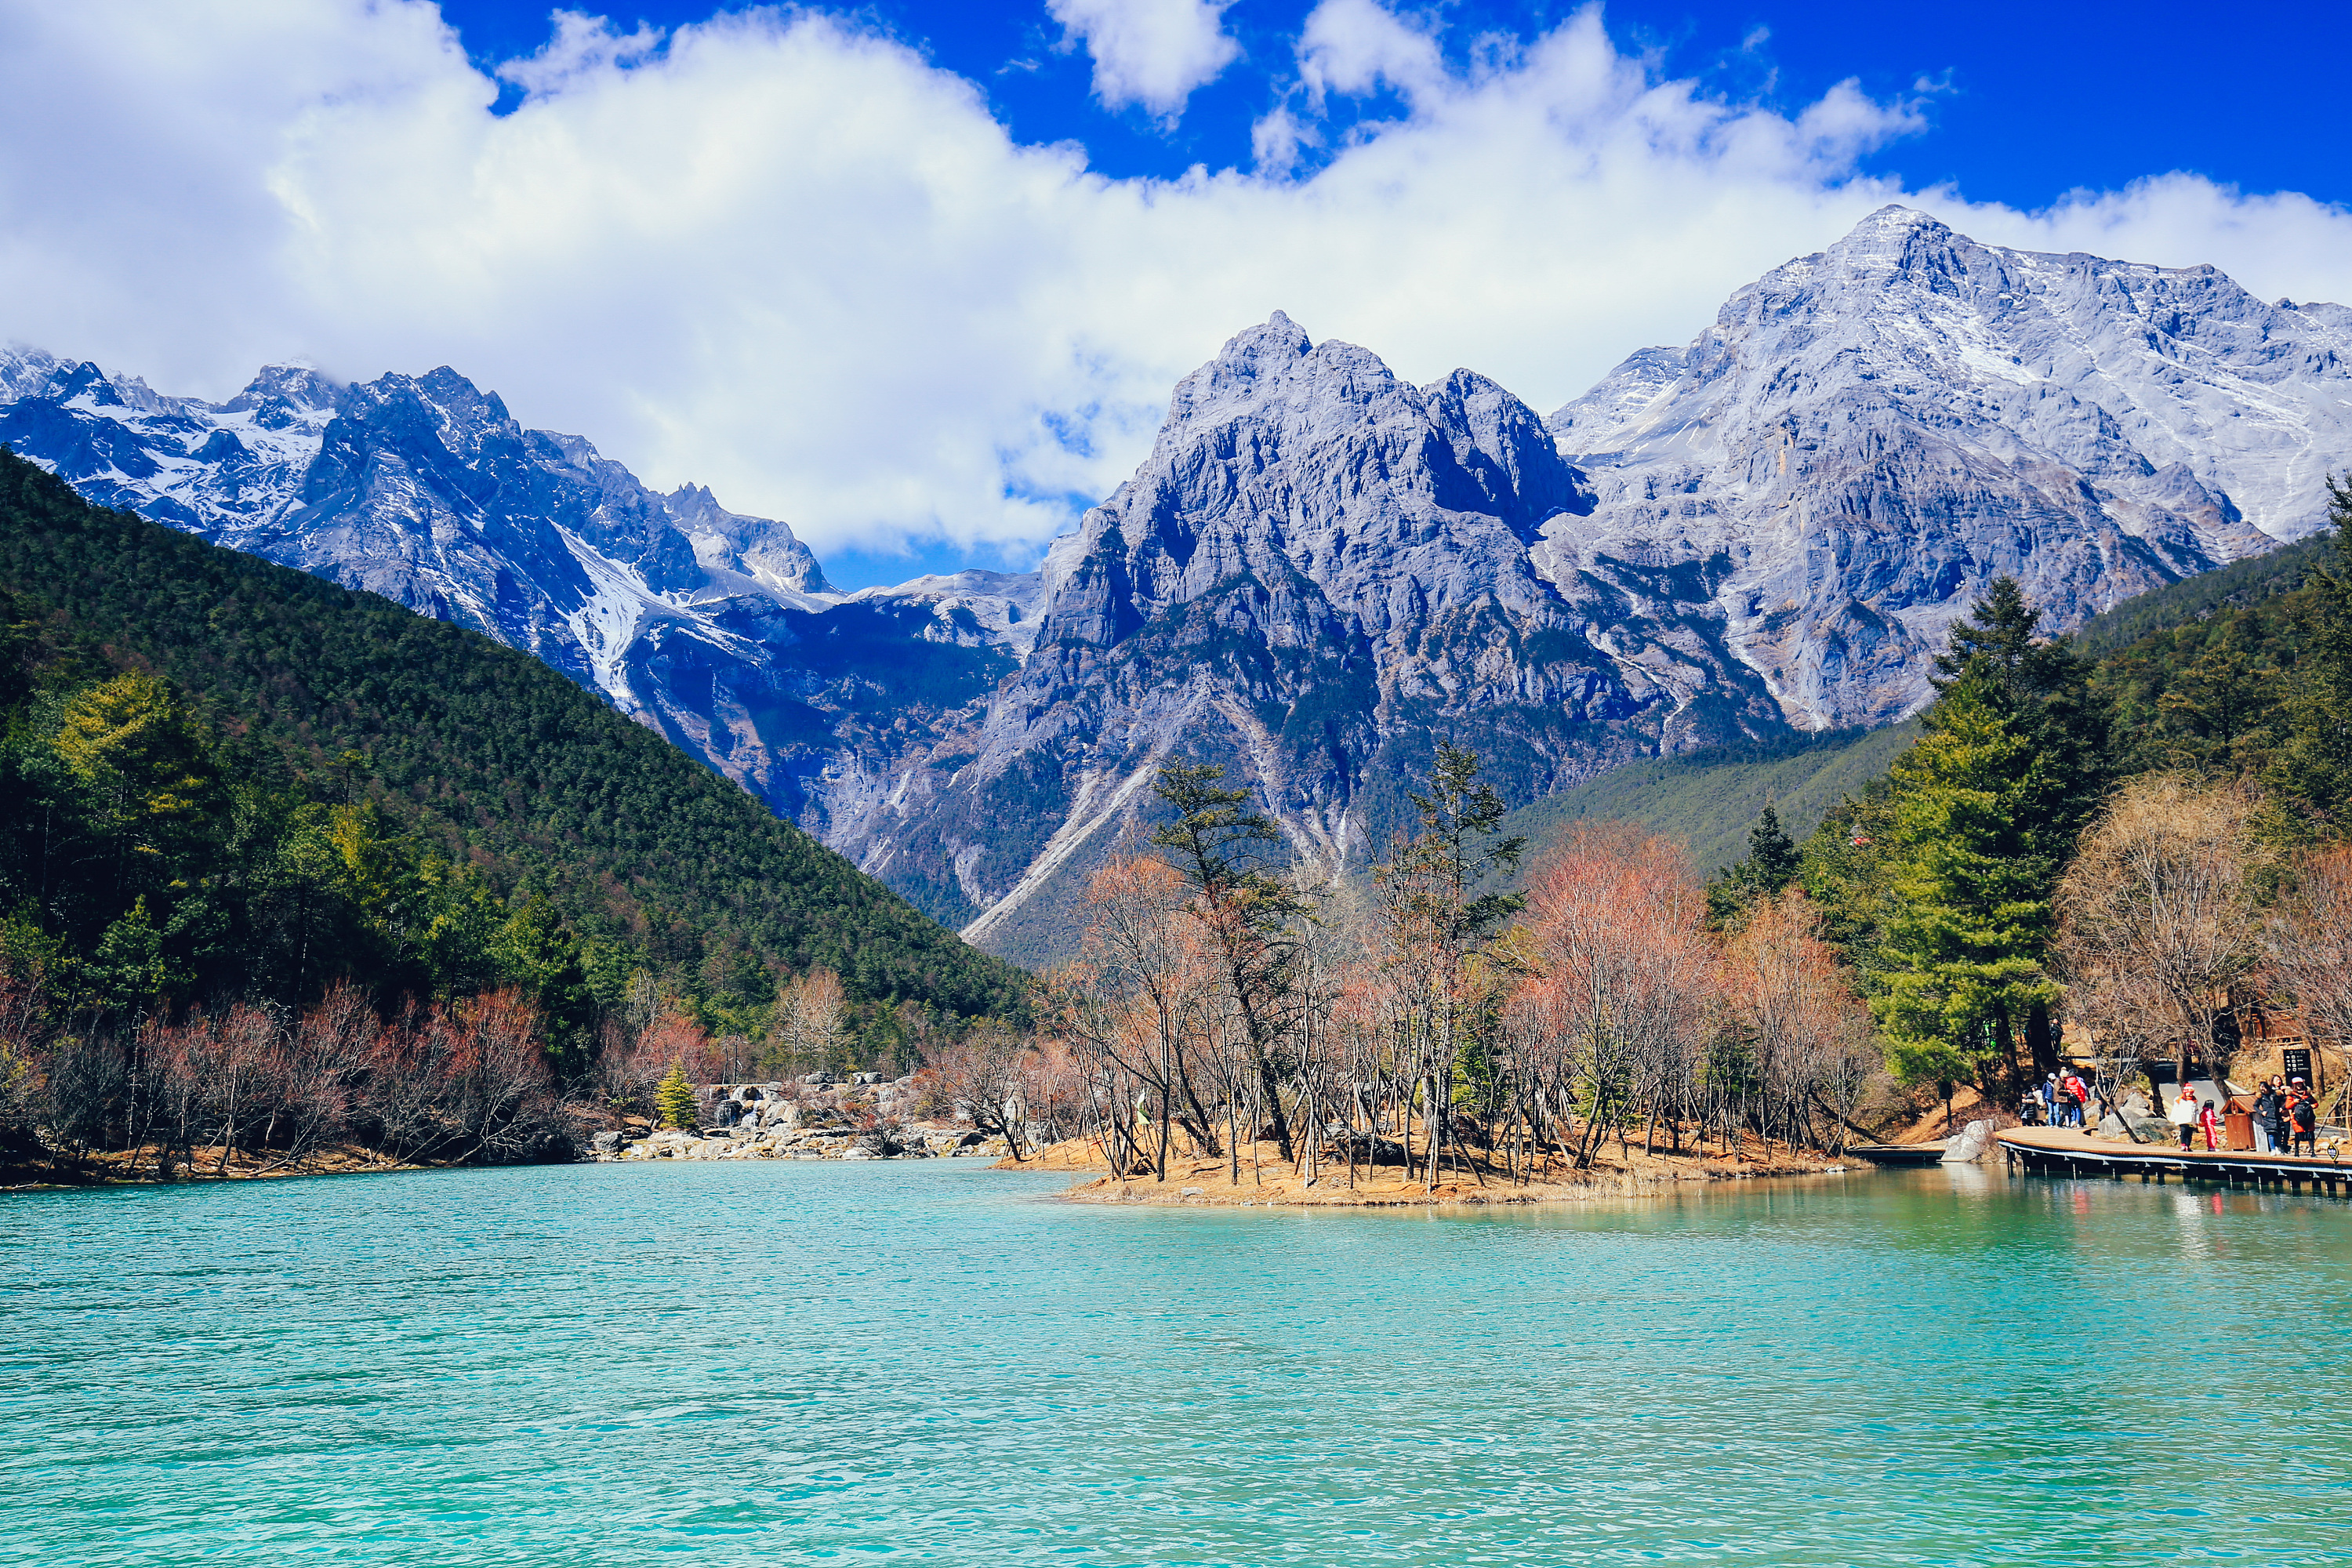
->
(5, 1163, 2349, 1567)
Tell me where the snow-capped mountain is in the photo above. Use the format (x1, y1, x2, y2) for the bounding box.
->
(0, 348, 1016, 851)
(0, 348, 834, 691)
(1548, 205, 2352, 727)
(7, 206, 2349, 958)
(842, 312, 1784, 953)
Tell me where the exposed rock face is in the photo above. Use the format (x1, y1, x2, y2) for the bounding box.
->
(1549, 205, 2352, 727)
(0, 348, 1009, 845)
(8, 209, 2350, 960)
(847, 313, 1778, 949)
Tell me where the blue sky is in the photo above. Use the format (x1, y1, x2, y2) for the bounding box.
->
(5, 1, 2347, 590)
(438, 0, 2349, 213)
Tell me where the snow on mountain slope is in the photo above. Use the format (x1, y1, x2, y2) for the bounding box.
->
(841, 312, 1782, 952)
(0, 348, 1039, 898)
(7, 207, 2349, 960)
(1549, 205, 2352, 727)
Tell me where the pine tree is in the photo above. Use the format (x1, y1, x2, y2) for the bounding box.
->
(1376, 744, 1527, 1184)
(1150, 760, 1303, 1162)
(1808, 578, 2100, 1091)
(1869, 673, 2065, 1092)
(655, 1064, 699, 1131)
(1748, 805, 1801, 892)
(1929, 575, 2109, 838)
(1705, 804, 1802, 927)
(2269, 477, 2352, 815)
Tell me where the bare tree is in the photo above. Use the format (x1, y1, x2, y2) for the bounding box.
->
(1053, 853, 1221, 1180)
(2056, 775, 2266, 1089)
(764, 967, 847, 1077)
(2264, 845, 2352, 1123)
(1723, 891, 1875, 1154)
(927, 1019, 1036, 1160)
(593, 1004, 713, 1117)
(1519, 823, 1718, 1167)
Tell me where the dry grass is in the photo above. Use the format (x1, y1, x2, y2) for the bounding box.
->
(1007, 1131, 1848, 1207)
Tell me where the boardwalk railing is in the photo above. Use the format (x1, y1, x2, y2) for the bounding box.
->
(1994, 1128, 2350, 1198)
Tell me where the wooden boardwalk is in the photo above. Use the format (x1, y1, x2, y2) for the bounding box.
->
(1995, 1127, 2352, 1196)
(1845, 1142, 1951, 1167)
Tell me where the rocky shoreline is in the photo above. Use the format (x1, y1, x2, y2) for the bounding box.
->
(591, 1074, 1016, 1164)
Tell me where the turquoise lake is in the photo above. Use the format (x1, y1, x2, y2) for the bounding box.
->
(5, 1161, 2349, 1566)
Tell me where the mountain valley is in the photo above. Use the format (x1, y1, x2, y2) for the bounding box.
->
(6, 207, 2349, 961)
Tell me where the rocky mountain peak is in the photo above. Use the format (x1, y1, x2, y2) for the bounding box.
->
(8, 214, 2350, 967)
(1547, 211, 2352, 728)
(221, 365, 342, 429)
(1068, 315, 1584, 652)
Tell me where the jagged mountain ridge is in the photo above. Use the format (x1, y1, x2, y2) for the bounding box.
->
(6, 207, 2350, 960)
(0, 343, 1014, 852)
(1548, 205, 2352, 727)
(850, 313, 1784, 951)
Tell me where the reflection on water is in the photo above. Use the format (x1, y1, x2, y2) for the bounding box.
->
(5, 1161, 2347, 1566)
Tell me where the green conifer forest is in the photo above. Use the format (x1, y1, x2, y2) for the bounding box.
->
(0, 450, 1028, 1057)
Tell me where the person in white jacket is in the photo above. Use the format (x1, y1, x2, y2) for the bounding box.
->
(2171, 1084, 2201, 1150)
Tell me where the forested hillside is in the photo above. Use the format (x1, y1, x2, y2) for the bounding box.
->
(1515, 524, 2331, 891)
(1501, 723, 1919, 880)
(0, 451, 1028, 1046)
(1699, 481, 2352, 1102)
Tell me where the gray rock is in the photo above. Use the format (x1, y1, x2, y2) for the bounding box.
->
(1943, 1118, 2002, 1164)
(1548, 206, 2350, 729)
(12, 208, 2345, 967)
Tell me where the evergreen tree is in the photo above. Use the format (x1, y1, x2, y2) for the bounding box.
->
(1868, 673, 2066, 1090)
(492, 891, 595, 1069)
(655, 1064, 699, 1131)
(1706, 804, 1802, 927)
(1375, 744, 1526, 1182)
(1392, 743, 1529, 955)
(1748, 804, 1802, 892)
(1807, 578, 2099, 1089)
(1151, 760, 1304, 1162)
(2268, 477, 2352, 817)
(1929, 575, 2109, 839)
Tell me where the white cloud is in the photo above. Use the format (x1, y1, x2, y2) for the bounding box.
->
(1047, 0, 1239, 118)
(1298, 0, 1445, 106)
(0, 0, 2347, 564)
(496, 9, 664, 97)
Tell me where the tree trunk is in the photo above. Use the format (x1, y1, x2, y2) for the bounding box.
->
(2027, 1003, 2056, 1080)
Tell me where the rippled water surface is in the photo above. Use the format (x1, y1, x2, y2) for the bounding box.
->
(6, 1160, 2350, 1566)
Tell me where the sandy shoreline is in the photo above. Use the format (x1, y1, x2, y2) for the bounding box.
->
(1004, 1136, 1863, 1207)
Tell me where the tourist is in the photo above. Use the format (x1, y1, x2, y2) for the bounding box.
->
(2288, 1080, 2319, 1157)
(2199, 1098, 2220, 1152)
(2063, 1070, 2091, 1127)
(2042, 1073, 2061, 1127)
(2253, 1080, 2281, 1154)
(2171, 1083, 2201, 1150)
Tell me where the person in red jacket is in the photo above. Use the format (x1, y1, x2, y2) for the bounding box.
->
(2199, 1098, 2220, 1152)
(2062, 1071, 2092, 1127)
